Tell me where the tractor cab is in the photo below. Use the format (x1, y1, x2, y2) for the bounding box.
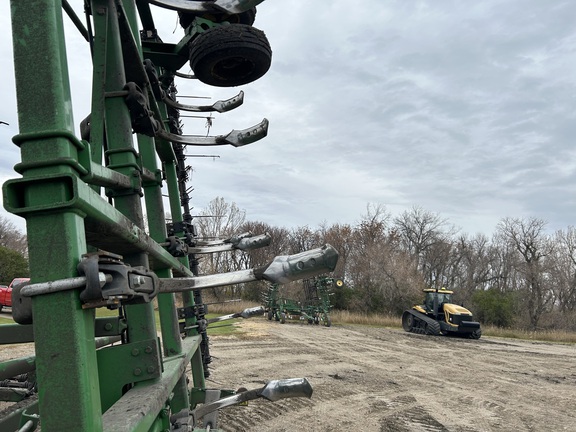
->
(423, 288, 453, 315)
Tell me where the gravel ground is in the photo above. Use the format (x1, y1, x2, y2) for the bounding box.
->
(2, 312, 575, 431)
(210, 318, 576, 431)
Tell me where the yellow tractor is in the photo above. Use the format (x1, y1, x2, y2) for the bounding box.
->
(402, 288, 481, 339)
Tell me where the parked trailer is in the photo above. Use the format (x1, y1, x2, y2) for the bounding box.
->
(0, 1, 339, 431)
(264, 277, 343, 327)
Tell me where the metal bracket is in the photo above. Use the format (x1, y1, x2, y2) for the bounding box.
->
(177, 305, 198, 320)
(124, 82, 161, 137)
(170, 409, 193, 432)
(76, 251, 159, 307)
(202, 389, 222, 429)
(95, 317, 128, 336)
(166, 221, 198, 246)
(164, 236, 189, 257)
(97, 338, 162, 408)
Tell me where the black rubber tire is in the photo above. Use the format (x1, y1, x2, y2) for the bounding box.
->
(189, 24, 272, 87)
(179, 8, 256, 29)
(324, 315, 332, 327)
(280, 312, 286, 324)
(267, 311, 273, 321)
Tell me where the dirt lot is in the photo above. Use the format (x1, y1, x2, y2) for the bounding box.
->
(211, 318, 576, 431)
(2, 314, 575, 431)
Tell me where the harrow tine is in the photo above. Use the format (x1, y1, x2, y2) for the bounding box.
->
(160, 244, 339, 292)
(186, 233, 271, 254)
(192, 378, 312, 421)
(163, 91, 244, 113)
(207, 306, 264, 324)
(156, 118, 268, 147)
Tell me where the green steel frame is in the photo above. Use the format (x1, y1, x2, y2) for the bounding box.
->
(0, 1, 340, 430)
(1, 1, 213, 430)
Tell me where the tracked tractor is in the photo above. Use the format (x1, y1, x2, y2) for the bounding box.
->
(402, 288, 481, 339)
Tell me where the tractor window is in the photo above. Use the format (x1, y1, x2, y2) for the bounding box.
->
(437, 293, 453, 304)
(425, 292, 453, 312)
(424, 293, 434, 311)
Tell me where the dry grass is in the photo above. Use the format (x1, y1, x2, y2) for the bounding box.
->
(180, 298, 576, 344)
(332, 310, 576, 344)
(480, 325, 576, 344)
(330, 310, 400, 328)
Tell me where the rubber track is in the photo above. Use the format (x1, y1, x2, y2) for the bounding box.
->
(405, 310, 441, 336)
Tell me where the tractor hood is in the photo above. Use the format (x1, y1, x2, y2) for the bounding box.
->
(443, 303, 473, 315)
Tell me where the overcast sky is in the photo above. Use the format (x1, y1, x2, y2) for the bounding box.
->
(2, 1, 576, 238)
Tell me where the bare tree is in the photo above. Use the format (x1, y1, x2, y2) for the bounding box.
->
(344, 204, 422, 313)
(445, 233, 502, 305)
(287, 225, 321, 254)
(393, 206, 446, 256)
(194, 197, 246, 240)
(193, 197, 247, 299)
(496, 217, 555, 330)
(393, 205, 457, 286)
(317, 221, 353, 280)
(0, 216, 27, 256)
(551, 227, 576, 312)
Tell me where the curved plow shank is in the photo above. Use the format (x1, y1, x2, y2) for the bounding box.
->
(156, 118, 268, 147)
(192, 378, 312, 420)
(163, 91, 244, 113)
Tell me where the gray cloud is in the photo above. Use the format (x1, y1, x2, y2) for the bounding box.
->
(2, 0, 576, 237)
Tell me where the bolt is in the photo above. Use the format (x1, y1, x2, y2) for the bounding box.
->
(131, 275, 146, 288)
(104, 323, 113, 331)
(147, 366, 155, 374)
(133, 368, 142, 376)
(145, 346, 153, 354)
(132, 348, 140, 356)
(98, 272, 110, 287)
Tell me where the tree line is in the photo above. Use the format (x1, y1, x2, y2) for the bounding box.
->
(4, 196, 576, 332)
(195, 198, 576, 332)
